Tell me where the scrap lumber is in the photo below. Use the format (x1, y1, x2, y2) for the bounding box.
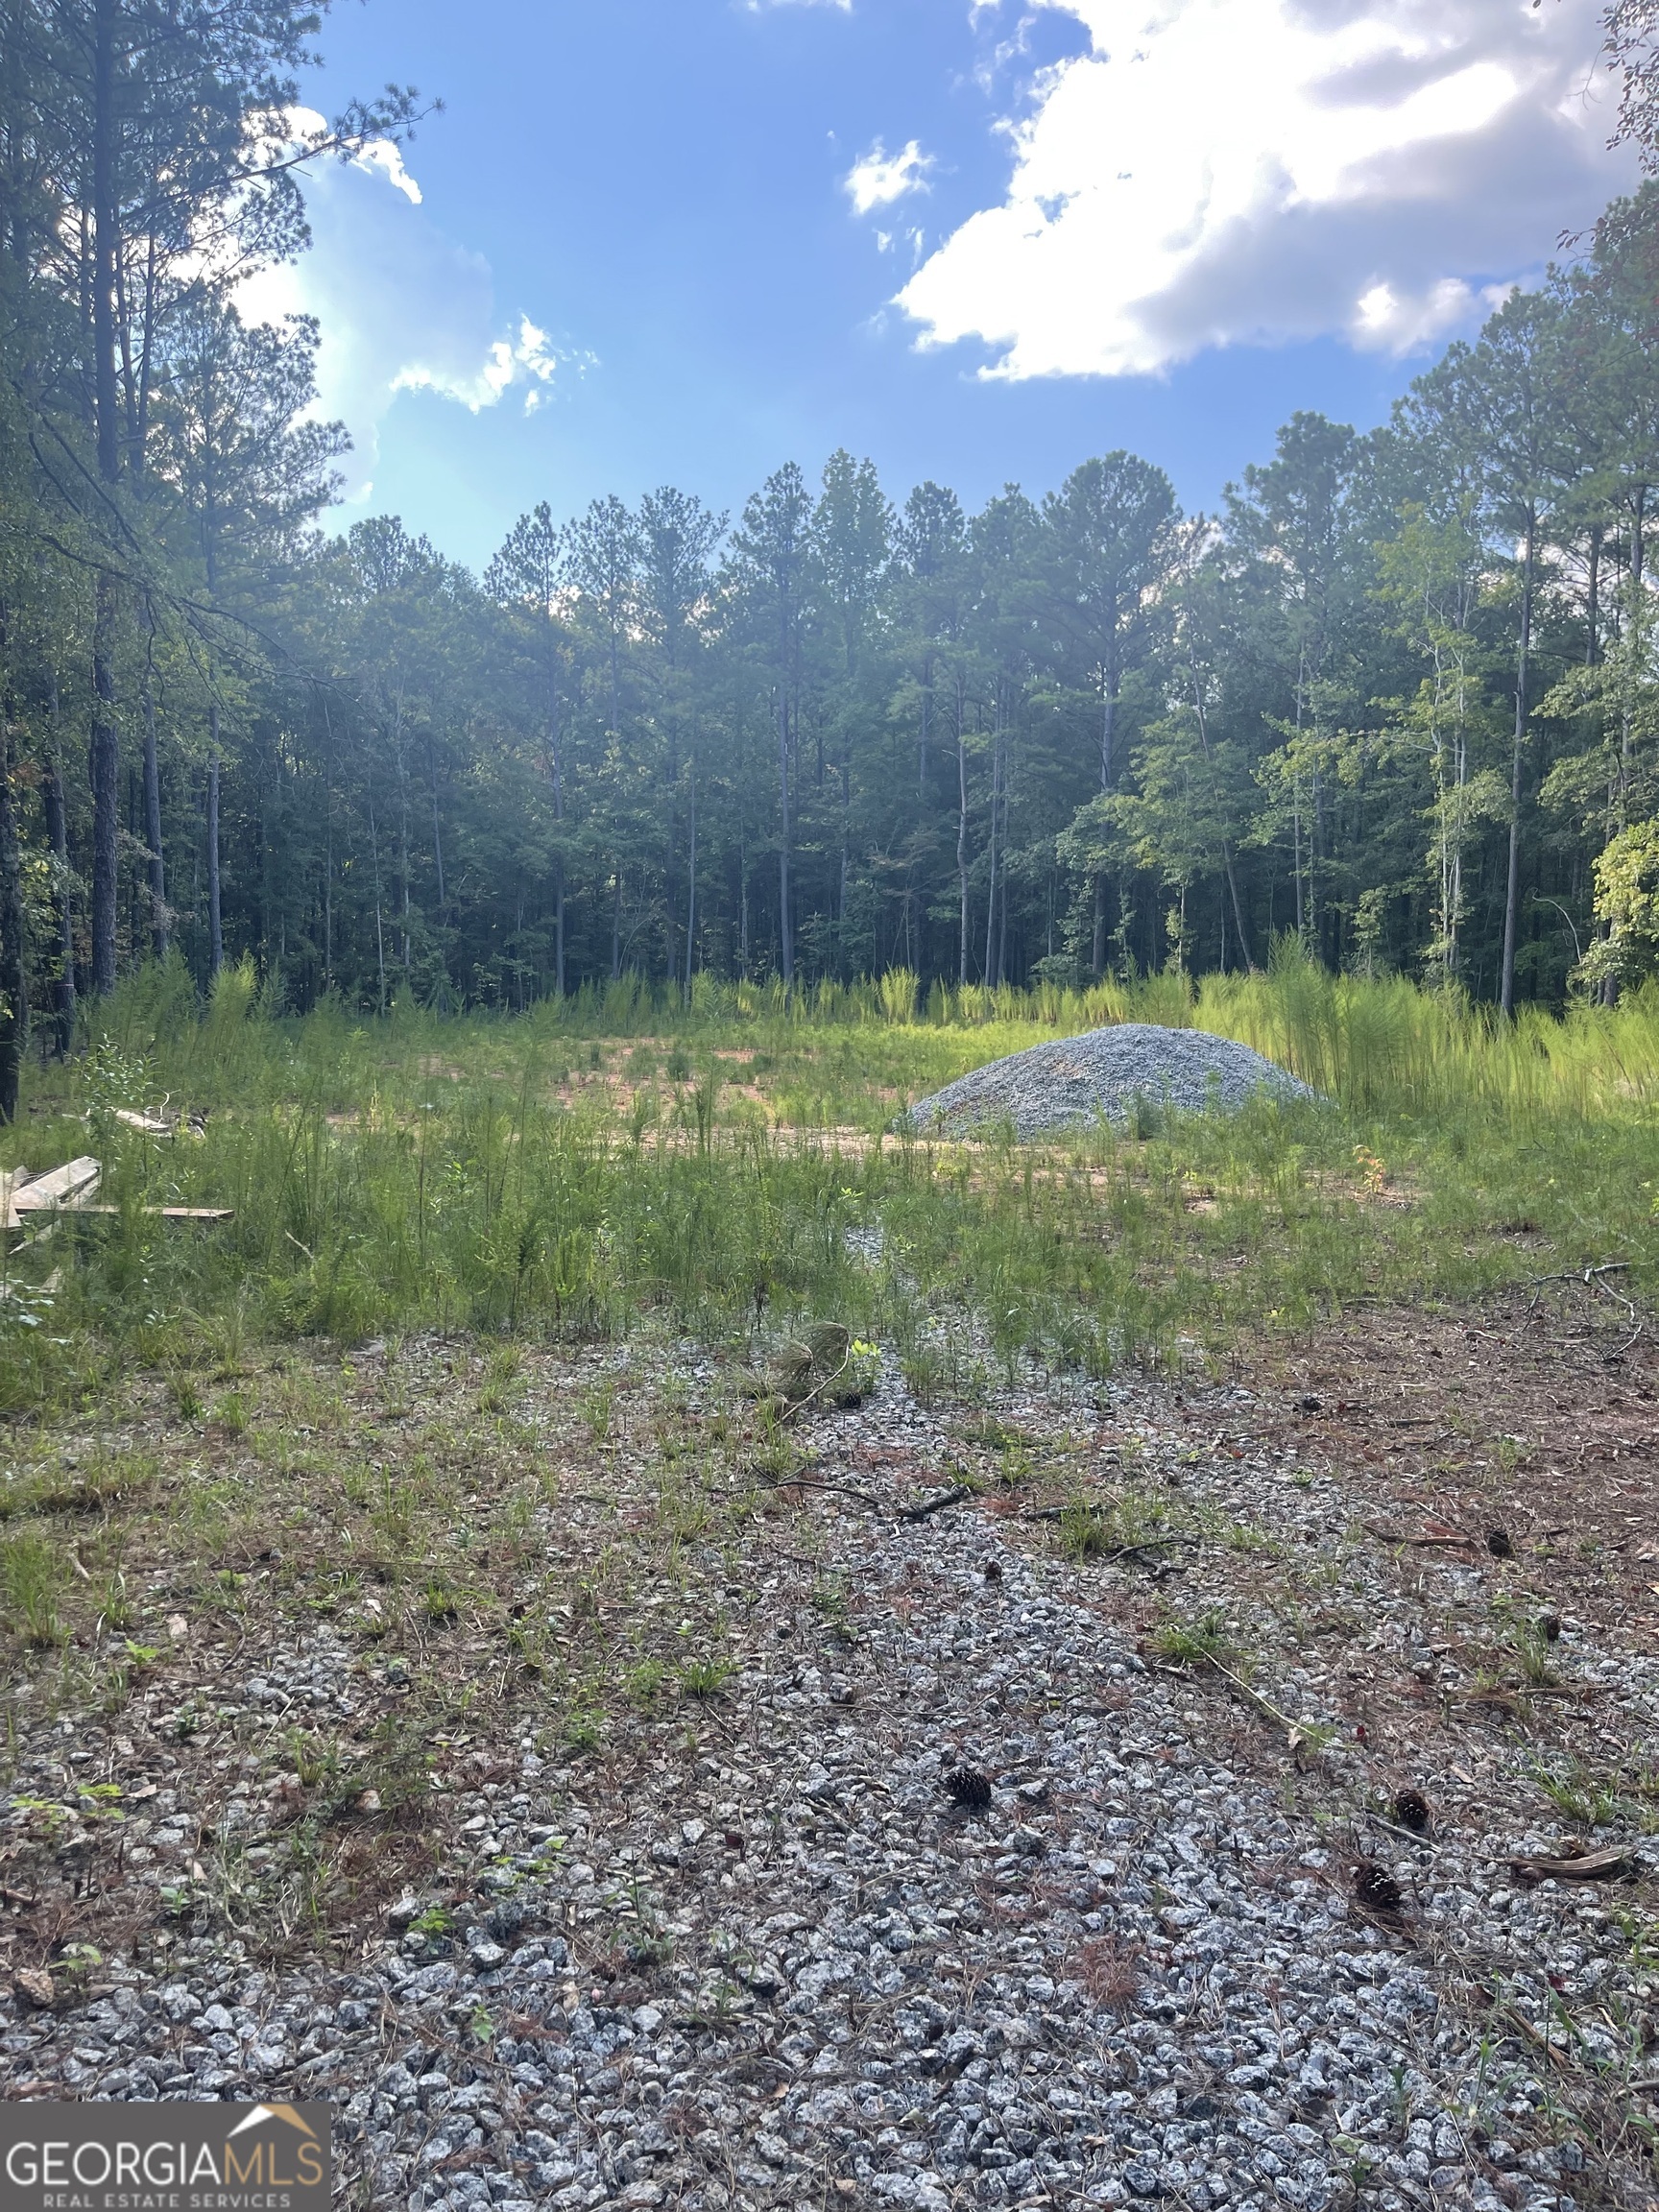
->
(5, 1158, 100, 1232)
(68, 1205, 232, 1221)
(4, 1156, 228, 1237)
(10, 1157, 101, 1214)
(0, 1166, 37, 1232)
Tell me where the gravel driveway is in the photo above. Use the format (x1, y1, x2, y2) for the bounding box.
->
(2, 1342, 1654, 2212)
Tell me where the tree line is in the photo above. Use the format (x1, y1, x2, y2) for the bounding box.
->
(5, 1, 1659, 1121)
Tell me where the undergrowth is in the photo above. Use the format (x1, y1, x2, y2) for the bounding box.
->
(0, 950, 1654, 1416)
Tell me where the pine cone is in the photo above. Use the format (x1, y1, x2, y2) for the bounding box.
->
(1352, 1860, 1405, 1916)
(1394, 1787, 1431, 1836)
(944, 1765, 993, 1812)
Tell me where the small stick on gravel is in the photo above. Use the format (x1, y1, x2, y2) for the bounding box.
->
(1367, 1811, 1435, 1846)
(756, 1477, 885, 1514)
(898, 1485, 979, 1523)
(1508, 1844, 1638, 1884)
(1364, 1523, 1479, 1550)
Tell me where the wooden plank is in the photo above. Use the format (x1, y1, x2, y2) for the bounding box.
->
(66, 1205, 233, 1221)
(12, 1158, 102, 1213)
(0, 1166, 38, 1233)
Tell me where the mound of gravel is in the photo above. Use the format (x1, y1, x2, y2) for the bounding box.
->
(904, 1022, 1316, 1139)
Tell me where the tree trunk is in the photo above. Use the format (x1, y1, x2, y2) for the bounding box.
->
(428, 738, 445, 910)
(88, 0, 121, 996)
(1186, 665, 1254, 970)
(777, 690, 793, 986)
(206, 706, 224, 977)
(368, 788, 387, 1014)
(90, 571, 119, 995)
(956, 696, 970, 986)
(321, 702, 334, 992)
(1500, 515, 1535, 1021)
(684, 753, 697, 1001)
(143, 675, 167, 958)
(0, 687, 26, 1122)
(43, 733, 76, 1053)
(983, 723, 998, 988)
(554, 857, 565, 998)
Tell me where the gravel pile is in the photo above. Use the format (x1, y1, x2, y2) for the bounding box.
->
(904, 1023, 1316, 1139)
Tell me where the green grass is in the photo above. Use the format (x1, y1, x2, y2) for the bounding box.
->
(1, 950, 1656, 1413)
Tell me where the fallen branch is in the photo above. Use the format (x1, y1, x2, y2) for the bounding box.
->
(1509, 1844, 1639, 1885)
(1529, 1262, 1633, 1287)
(1366, 1810, 1434, 1846)
(1364, 1523, 1477, 1550)
(1527, 1262, 1645, 1361)
(898, 1485, 978, 1524)
(756, 1477, 884, 1515)
(777, 1341, 855, 1426)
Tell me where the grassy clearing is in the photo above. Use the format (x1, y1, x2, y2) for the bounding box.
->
(0, 956, 1654, 1428)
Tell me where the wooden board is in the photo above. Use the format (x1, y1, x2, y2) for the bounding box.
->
(67, 1205, 233, 1221)
(11, 1157, 102, 1214)
(0, 1167, 38, 1233)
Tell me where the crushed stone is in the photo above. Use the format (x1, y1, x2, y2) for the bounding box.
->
(903, 1023, 1317, 1139)
(2, 1344, 1653, 2211)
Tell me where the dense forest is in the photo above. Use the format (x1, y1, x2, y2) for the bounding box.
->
(7, 3, 1659, 1121)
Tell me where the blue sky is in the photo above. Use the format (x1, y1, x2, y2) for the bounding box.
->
(257, 0, 1637, 571)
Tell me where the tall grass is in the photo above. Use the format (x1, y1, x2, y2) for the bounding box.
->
(1, 950, 1654, 1410)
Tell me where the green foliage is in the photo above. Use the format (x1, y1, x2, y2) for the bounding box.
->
(1585, 821, 1659, 988)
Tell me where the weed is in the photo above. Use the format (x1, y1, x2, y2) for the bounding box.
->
(584, 1378, 616, 1442)
(1532, 1758, 1622, 1830)
(808, 1575, 852, 1636)
(167, 1373, 204, 1422)
(678, 1655, 737, 1700)
(421, 1577, 460, 1623)
(1151, 1611, 1236, 1668)
(1058, 1504, 1120, 1561)
(1511, 1622, 1562, 1689)
(213, 1391, 251, 1438)
(480, 1343, 523, 1414)
(624, 1658, 668, 1705)
(1, 1536, 63, 1647)
(563, 1706, 605, 1754)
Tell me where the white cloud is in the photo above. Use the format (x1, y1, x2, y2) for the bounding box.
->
(899, 0, 1635, 378)
(235, 119, 588, 496)
(352, 139, 421, 204)
(391, 314, 573, 413)
(845, 138, 935, 217)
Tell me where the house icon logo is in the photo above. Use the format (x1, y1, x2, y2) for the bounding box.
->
(0, 2100, 332, 2210)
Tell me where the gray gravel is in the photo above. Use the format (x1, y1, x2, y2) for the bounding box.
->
(903, 1024, 1316, 1139)
(3, 1349, 1654, 2211)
